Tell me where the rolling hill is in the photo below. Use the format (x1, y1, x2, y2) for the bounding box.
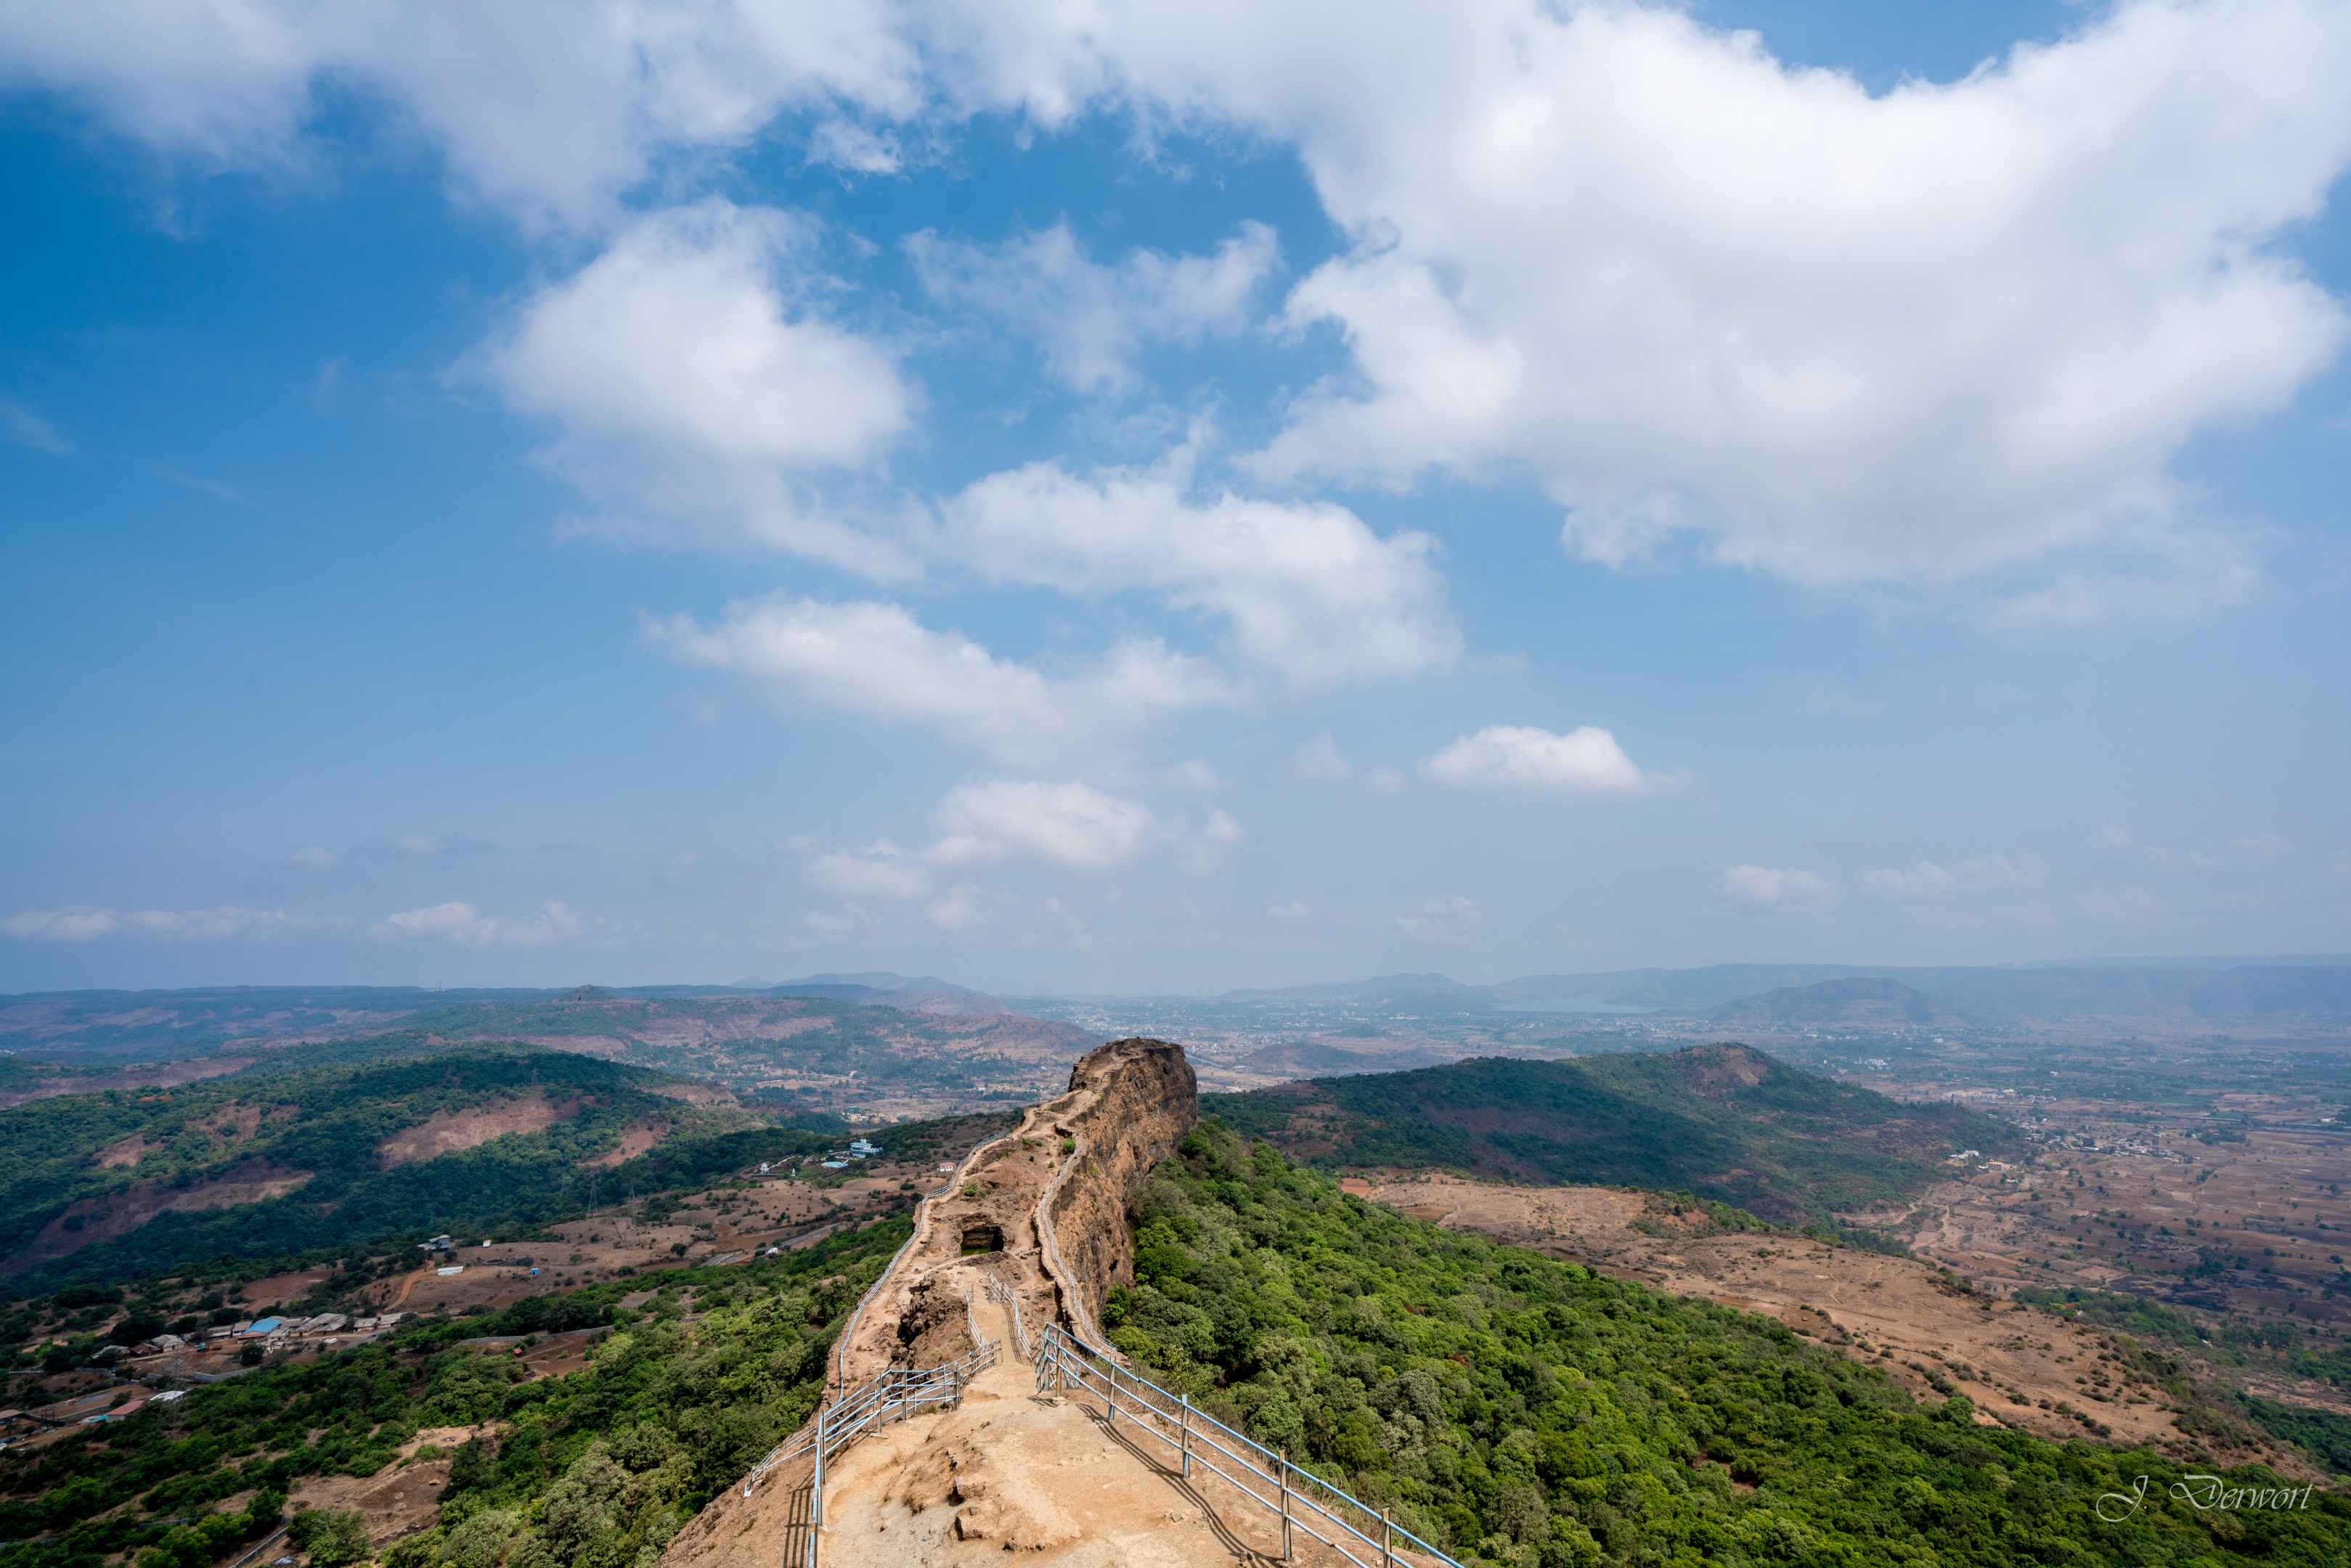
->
(1702, 976, 1971, 1030)
(0, 1045, 836, 1293)
(1202, 1042, 2024, 1224)
(0, 985, 1098, 1122)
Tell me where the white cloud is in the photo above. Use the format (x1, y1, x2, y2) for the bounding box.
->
(1026, 0, 2351, 606)
(478, 200, 913, 572)
(377, 899, 587, 947)
(1266, 899, 1311, 919)
(1397, 895, 1481, 945)
(121, 907, 306, 939)
(1862, 853, 2046, 898)
(808, 842, 934, 899)
(926, 883, 988, 930)
(1178, 807, 1245, 874)
(909, 221, 1278, 391)
(2093, 823, 2134, 850)
(394, 833, 445, 856)
(1421, 724, 1674, 792)
(288, 846, 340, 870)
(798, 778, 1160, 905)
(929, 780, 1157, 869)
(938, 453, 1459, 687)
(1720, 865, 1834, 908)
(0, 1, 929, 232)
(1287, 734, 1353, 784)
(4, 905, 317, 941)
(21, 0, 2347, 622)
(4, 906, 122, 942)
(650, 595, 1226, 766)
(800, 905, 876, 933)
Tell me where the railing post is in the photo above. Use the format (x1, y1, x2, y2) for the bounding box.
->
(1382, 1506, 1393, 1568)
(809, 1400, 825, 1568)
(1279, 1448, 1292, 1561)
(1179, 1394, 1191, 1479)
(1107, 1357, 1117, 1428)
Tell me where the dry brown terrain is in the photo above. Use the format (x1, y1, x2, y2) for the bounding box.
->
(1355, 1172, 2326, 1479)
(375, 1093, 584, 1167)
(0, 1159, 317, 1276)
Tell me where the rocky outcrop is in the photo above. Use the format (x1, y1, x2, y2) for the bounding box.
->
(659, 1038, 1197, 1568)
(1036, 1038, 1196, 1342)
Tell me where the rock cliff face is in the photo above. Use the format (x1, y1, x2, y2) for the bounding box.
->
(658, 1038, 1196, 1568)
(1036, 1038, 1196, 1340)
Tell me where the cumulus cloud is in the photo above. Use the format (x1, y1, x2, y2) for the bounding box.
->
(478, 200, 913, 571)
(1287, 734, 1353, 785)
(1397, 894, 1481, 944)
(930, 779, 1157, 868)
(376, 899, 587, 947)
(0, 1, 928, 231)
(650, 595, 1226, 765)
(1421, 724, 1674, 792)
(939, 454, 1459, 688)
(1720, 865, 1834, 908)
(4, 906, 125, 942)
(21, 0, 2349, 622)
(909, 221, 1278, 391)
(1162, 0, 2351, 607)
(799, 779, 1164, 908)
(808, 843, 934, 899)
(1862, 853, 2045, 898)
(926, 883, 988, 930)
(4, 905, 318, 941)
(1177, 807, 1245, 874)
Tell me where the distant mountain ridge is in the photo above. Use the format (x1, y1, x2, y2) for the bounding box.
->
(0, 974, 1026, 1066)
(1215, 958, 2351, 1024)
(1703, 977, 1972, 1030)
(1205, 1042, 2024, 1225)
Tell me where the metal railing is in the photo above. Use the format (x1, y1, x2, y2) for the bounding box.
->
(986, 1272, 1028, 1361)
(1033, 1325, 1463, 1568)
(741, 1337, 999, 1566)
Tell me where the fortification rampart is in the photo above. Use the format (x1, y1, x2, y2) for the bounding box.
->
(1035, 1037, 1195, 1343)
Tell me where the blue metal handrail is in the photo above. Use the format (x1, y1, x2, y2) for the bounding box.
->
(1034, 1324, 1462, 1568)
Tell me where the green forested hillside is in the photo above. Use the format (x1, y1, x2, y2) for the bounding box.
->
(0, 1048, 822, 1294)
(1205, 1043, 2024, 1224)
(1, 1129, 2338, 1568)
(1103, 1122, 2342, 1564)
(0, 1219, 911, 1568)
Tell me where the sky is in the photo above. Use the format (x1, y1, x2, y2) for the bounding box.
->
(3, 0, 2349, 996)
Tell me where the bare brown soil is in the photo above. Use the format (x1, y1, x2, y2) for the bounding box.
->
(375, 1093, 583, 1167)
(0, 1159, 315, 1274)
(0, 1054, 259, 1110)
(1357, 1172, 2325, 1479)
(581, 1118, 669, 1167)
(290, 1431, 465, 1548)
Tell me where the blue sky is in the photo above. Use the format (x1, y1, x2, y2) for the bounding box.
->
(4, 0, 2348, 995)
